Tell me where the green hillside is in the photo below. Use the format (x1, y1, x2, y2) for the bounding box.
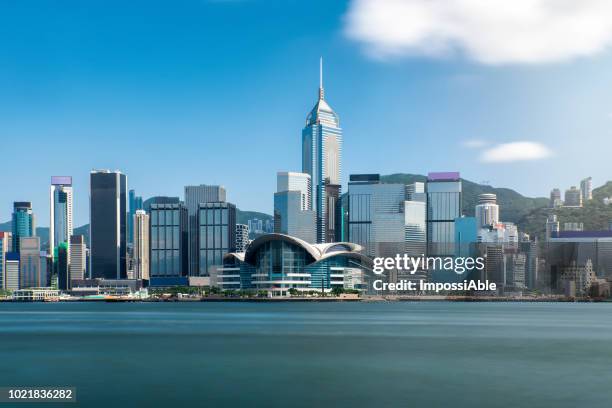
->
(518, 183, 612, 239)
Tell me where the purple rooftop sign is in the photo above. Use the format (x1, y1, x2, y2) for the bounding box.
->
(427, 172, 460, 181)
(51, 176, 72, 186)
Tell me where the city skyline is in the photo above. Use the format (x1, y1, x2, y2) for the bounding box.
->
(3, 0, 612, 226)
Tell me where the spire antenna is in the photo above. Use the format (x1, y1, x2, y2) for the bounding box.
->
(319, 56, 324, 100)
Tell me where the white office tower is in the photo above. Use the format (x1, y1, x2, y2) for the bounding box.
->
(274, 172, 317, 243)
(277, 172, 312, 211)
(49, 176, 73, 255)
(69, 235, 86, 281)
(475, 193, 499, 228)
(302, 58, 342, 243)
(580, 177, 593, 202)
(404, 201, 426, 256)
(235, 224, 250, 252)
(133, 210, 150, 280)
(406, 182, 426, 202)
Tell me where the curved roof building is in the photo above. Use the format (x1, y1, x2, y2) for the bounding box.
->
(216, 233, 371, 296)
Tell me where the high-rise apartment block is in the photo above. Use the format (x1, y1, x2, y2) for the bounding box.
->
(564, 186, 582, 207)
(133, 210, 150, 280)
(580, 177, 592, 203)
(235, 224, 250, 253)
(90, 170, 127, 279)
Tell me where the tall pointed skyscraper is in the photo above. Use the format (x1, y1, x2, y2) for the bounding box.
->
(302, 58, 342, 243)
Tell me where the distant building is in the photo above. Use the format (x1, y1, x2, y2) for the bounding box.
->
(49, 176, 73, 256)
(4, 252, 20, 290)
(546, 214, 560, 240)
(150, 203, 188, 282)
(133, 210, 150, 280)
(12, 202, 35, 253)
(198, 202, 236, 276)
(19, 237, 42, 288)
(184, 185, 226, 276)
(455, 216, 477, 258)
(90, 170, 127, 280)
(56, 242, 69, 290)
(549, 188, 562, 208)
(405, 201, 427, 257)
(274, 172, 316, 243)
(0, 232, 10, 289)
(475, 193, 499, 228)
(302, 59, 342, 243)
(564, 186, 582, 207)
(580, 177, 593, 203)
(563, 222, 584, 232)
(69, 235, 87, 281)
(235, 224, 250, 253)
(248, 219, 264, 234)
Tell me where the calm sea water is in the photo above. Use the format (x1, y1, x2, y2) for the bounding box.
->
(1, 301, 611, 407)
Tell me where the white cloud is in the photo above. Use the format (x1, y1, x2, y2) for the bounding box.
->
(480, 141, 552, 162)
(344, 0, 612, 64)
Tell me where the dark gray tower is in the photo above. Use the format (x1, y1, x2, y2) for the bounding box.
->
(90, 170, 127, 279)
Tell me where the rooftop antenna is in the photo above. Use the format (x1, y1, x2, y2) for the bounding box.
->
(319, 56, 324, 100)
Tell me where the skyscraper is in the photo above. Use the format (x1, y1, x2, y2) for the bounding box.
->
(90, 170, 127, 280)
(128, 189, 143, 245)
(5, 252, 20, 291)
(0, 232, 11, 289)
(49, 176, 73, 256)
(198, 202, 236, 276)
(426, 172, 462, 257)
(69, 235, 87, 282)
(184, 185, 226, 276)
(133, 210, 150, 280)
(150, 203, 188, 282)
(580, 177, 593, 203)
(11, 202, 35, 253)
(302, 58, 342, 243)
(549, 188, 562, 208)
(274, 172, 316, 243)
(19, 237, 42, 288)
(235, 224, 250, 253)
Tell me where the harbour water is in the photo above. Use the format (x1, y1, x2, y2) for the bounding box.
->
(1, 301, 611, 407)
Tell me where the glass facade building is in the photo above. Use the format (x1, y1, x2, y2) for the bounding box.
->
(274, 172, 316, 244)
(90, 170, 127, 280)
(302, 59, 342, 243)
(12, 202, 35, 253)
(49, 176, 73, 255)
(150, 203, 188, 279)
(216, 234, 371, 296)
(198, 202, 236, 276)
(426, 172, 462, 257)
(19, 237, 42, 289)
(128, 189, 143, 246)
(185, 185, 227, 276)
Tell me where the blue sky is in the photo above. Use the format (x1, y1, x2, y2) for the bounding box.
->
(2, 0, 612, 226)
